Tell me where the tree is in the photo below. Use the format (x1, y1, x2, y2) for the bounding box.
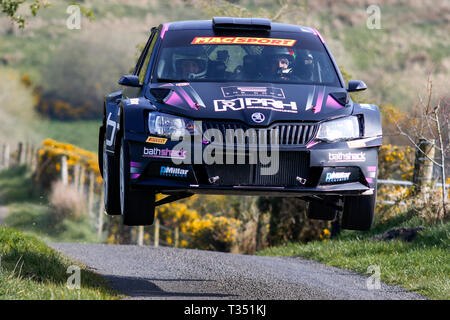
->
(1, 0, 92, 28)
(0, 0, 50, 28)
(392, 78, 449, 220)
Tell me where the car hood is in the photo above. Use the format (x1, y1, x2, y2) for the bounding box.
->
(147, 82, 352, 126)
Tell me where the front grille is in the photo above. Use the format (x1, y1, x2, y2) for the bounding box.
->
(254, 151, 309, 186)
(204, 151, 309, 187)
(202, 121, 317, 146)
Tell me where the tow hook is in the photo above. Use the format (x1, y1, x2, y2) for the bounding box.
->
(209, 176, 220, 184)
(296, 176, 307, 185)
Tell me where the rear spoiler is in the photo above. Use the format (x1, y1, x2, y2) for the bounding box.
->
(212, 17, 271, 31)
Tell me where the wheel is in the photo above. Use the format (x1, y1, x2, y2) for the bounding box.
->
(341, 191, 376, 231)
(119, 136, 156, 226)
(307, 197, 340, 221)
(102, 138, 121, 215)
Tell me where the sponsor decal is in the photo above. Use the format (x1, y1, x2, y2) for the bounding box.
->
(146, 136, 168, 145)
(160, 166, 189, 178)
(191, 37, 296, 46)
(328, 152, 366, 163)
(105, 111, 120, 147)
(143, 147, 186, 160)
(325, 171, 351, 183)
(347, 140, 367, 148)
(360, 104, 377, 111)
(251, 112, 265, 123)
(214, 98, 298, 113)
(221, 86, 285, 98)
(347, 137, 378, 148)
(129, 98, 139, 105)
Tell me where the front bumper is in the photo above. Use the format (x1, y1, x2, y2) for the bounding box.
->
(124, 131, 381, 197)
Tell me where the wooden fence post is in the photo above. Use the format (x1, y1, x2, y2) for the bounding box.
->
(79, 166, 86, 193)
(154, 218, 160, 247)
(87, 171, 95, 218)
(73, 164, 81, 188)
(137, 226, 144, 246)
(97, 189, 105, 241)
(25, 142, 32, 166)
(174, 226, 179, 248)
(413, 138, 435, 192)
(17, 142, 25, 165)
(30, 146, 38, 172)
(3, 144, 10, 169)
(61, 156, 68, 185)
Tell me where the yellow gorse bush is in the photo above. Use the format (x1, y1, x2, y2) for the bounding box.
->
(183, 213, 242, 251)
(155, 194, 242, 251)
(36, 138, 102, 191)
(378, 144, 414, 180)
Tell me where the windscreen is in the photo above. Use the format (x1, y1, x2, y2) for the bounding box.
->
(154, 30, 341, 86)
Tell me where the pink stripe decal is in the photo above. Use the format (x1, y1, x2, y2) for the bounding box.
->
(312, 28, 325, 43)
(160, 23, 170, 39)
(313, 87, 325, 114)
(367, 166, 377, 172)
(306, 141, 319, 149)
(165, 91, 184, 106)
(366, 178, 373, 184)
(178, 88, 198, 110)
(325, 95, 343, 109)
(131, 173, 141, 179)
(130, 162, 141, 168)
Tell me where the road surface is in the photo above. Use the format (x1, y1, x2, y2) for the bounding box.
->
(49, 243, 425, 300)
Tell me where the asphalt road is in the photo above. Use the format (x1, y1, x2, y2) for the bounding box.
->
(49, 243, 425, 300)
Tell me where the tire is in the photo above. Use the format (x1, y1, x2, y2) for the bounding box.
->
(307, 197, 340, 221)
(102, 138, 121, 215)
(341, 191, 376, 231)
(119, 136, 156, 226)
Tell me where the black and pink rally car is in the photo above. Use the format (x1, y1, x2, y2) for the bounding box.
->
(99, 17, 382, 229)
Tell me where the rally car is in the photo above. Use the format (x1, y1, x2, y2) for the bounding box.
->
(99, 17, 382, 230)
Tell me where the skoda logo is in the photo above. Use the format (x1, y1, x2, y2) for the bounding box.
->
(251, 112, 265, 123)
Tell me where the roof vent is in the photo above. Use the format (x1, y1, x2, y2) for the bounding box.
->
(212, 17, 271, 31)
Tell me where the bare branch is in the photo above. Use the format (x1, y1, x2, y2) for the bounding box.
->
(394, 121, 442, 167)
(271, 3, 289, 21)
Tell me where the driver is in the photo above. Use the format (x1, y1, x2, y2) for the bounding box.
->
(173, 47, 208, 80)
(294, 52, 314, 81)
(180, 59, 201, 79)
(263, 46, 295, 81)
(273, 56, 293, 80)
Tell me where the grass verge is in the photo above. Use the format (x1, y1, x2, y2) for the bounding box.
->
(1, 166, 99, 243)
(0, 227, 119, 299)
(257, 214, 449, 300)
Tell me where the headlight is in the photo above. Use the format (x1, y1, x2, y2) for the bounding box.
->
(316, 116, 360, 142)
(148, 112, 195, 138)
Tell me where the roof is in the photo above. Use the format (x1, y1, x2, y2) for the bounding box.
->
(165, 19, 315, 34)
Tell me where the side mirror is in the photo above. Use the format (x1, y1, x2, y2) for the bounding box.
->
(118, 75, 142, 87)
(347, 80, 367, 92)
